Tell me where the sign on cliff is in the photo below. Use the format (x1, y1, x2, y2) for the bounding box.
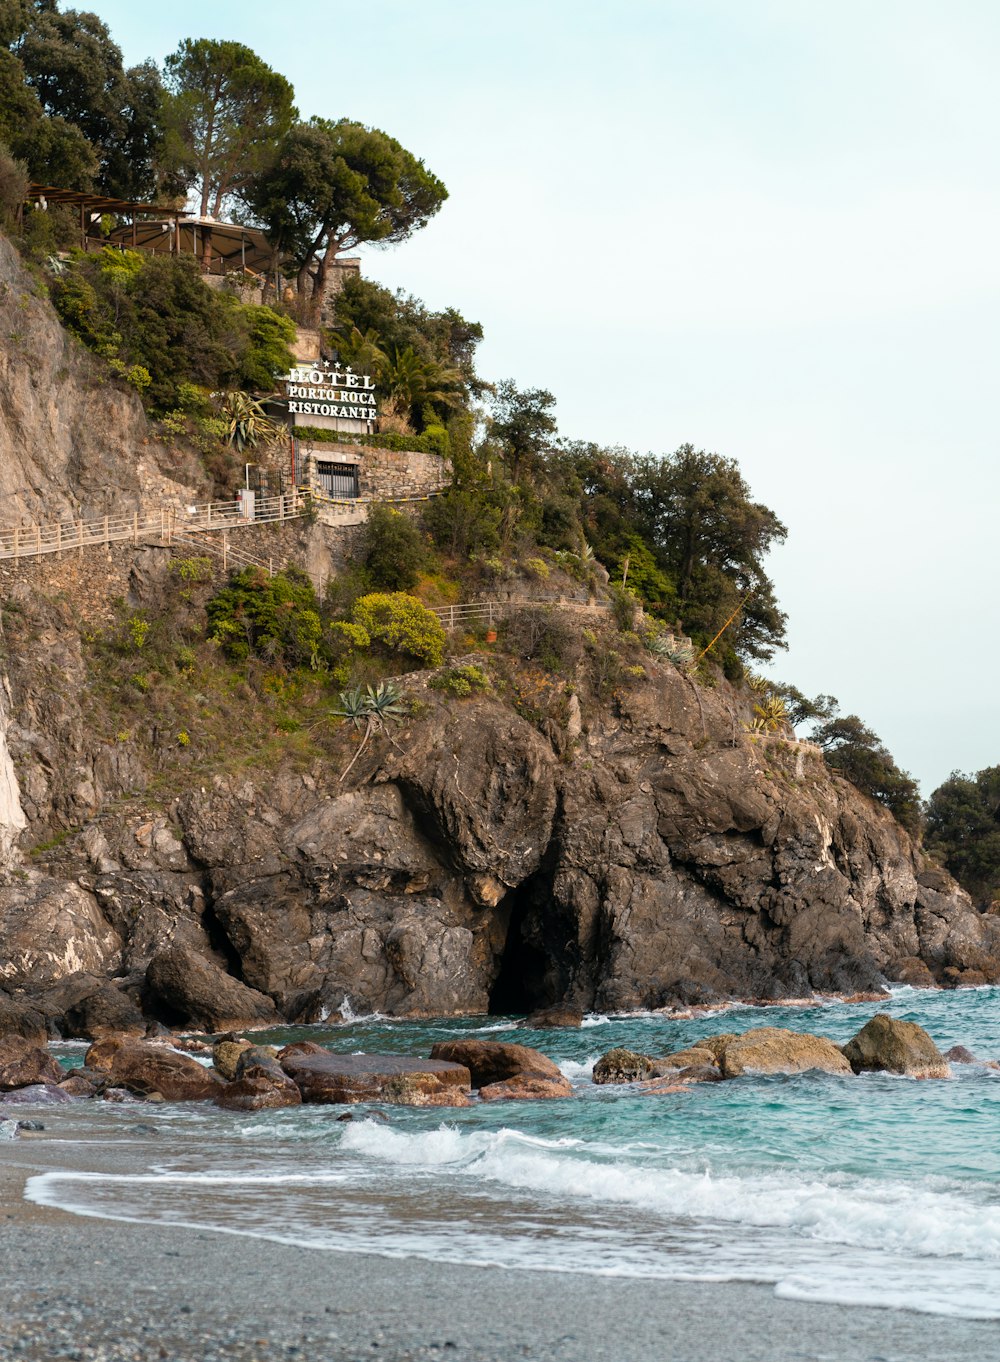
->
(283, 366, 377, 423)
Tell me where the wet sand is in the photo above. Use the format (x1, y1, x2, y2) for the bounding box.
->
(2, 1141, 999, 1362)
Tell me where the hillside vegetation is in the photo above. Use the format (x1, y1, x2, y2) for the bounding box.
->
(0, 1, 963, 855)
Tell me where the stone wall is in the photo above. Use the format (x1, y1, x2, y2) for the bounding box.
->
(301, 441, 449, 500)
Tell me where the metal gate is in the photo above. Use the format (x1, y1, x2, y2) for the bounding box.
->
(316, 461, 359, 498)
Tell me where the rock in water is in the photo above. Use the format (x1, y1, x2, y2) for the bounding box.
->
(945, 1045, 978, 1064)
(842, 1013, 950, 1078)
(651, 1046, 719, 1073)
(215, 1049, 301, 1112)
(479, 1075, 573, 1101)
(714, 1028, 853, 1078)
(0, 1082, 74, 1104)
(0, 1035, 64, 1090)
(280, 1051, 471, 1107)
(524, 1004, 584, 1029)
(429, 1040, 564, 1088)
(145, 943, 278, 1032)
(592, 1048, 654, 1084)
(212, 1039, 254, 1080)
(84, 1037, 225, 1100)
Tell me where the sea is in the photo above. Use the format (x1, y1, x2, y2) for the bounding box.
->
(18, 986, 1000, 1323)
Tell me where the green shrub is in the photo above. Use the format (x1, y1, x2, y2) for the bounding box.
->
(423, 489, 502, 559)
(361, 504, 425, 591)
(207, 567, 326, 669)
(351, 593, 445, 667)
(429, 663, 491, 697)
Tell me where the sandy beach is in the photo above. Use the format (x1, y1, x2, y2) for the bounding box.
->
(1, 1138, 998, 1362)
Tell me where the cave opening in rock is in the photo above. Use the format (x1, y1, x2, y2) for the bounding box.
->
(488, 879, 557, 1015)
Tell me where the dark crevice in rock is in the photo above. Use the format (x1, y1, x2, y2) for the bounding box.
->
(488, 880, 553, 1015)
(200, 889, 247, 982)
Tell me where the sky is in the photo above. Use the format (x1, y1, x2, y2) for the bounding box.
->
(87, 0, 1000, 796)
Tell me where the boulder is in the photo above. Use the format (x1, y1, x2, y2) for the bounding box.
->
(842, 1013, 950, 1078)
(58, 1072, 100, 1097)
(479, 1075, 573, 1101)
(215, 1052, 301, 1111)
(887, 957, 937, 987)
(280, 1051, 471, 1107)
(428, 1040, 564, 1088)
(60, 981, 145, 1040)
(672, 1064, 723, 1083)
(0, 993, 48, 1045)
(592, 1048, 653, 1084)
(0, 1035, 64, 1090)
(524, 1004, 584, 1029)
(233, 1046, 282, 1080)
(714, 1028, 853, 1078)
(945, 1045, 978, 1064)
(145, 943, 278, 1032)
(651, 1046, 718, 1073)
(277, 1040, 326, 1061)
(212, 1039, 253, 1080)
(84, 1037, 224, 1100)
(0, 1082, 74, 1104)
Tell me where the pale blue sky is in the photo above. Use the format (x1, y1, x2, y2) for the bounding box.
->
(88, 0, 1000, 795)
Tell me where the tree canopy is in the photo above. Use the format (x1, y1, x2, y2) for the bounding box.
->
(812, 714, 921, 833)
(163, 37, 295, 223)
(245, 117, 447, 308)
(4, 1, 164, 196)
(925, 766, 1000, 908)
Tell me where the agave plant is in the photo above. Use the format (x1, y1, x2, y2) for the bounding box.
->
(743, 694, 788, 736)
(333, 681, 408, 781)
(220, 391, 280, 453)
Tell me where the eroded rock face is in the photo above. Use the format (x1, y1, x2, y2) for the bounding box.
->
(145, 943, 278, 1031)
(842, 1014, 950, 1079)
(2, 595, 999, 1026)
(0, 873, 121, 992)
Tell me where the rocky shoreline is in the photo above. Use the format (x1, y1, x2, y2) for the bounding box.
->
(1, 1011, 989, 1136)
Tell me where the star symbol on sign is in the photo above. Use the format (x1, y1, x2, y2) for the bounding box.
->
(345, 366, 353, 374)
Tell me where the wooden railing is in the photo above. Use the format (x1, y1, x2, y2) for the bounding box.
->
(429, 599, 611, 630)
(0, 493, 305, 563)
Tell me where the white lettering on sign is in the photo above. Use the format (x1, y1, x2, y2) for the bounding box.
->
(283, 365, 378, 424)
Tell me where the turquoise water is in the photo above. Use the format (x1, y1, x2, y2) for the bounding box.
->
(25, 987, 1000, 1320)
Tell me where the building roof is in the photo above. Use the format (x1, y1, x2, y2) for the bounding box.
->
(27, 183, 178, 217)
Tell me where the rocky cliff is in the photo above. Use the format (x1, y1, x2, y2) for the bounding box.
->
(0, 566, 996, 1035)
(0, 231, 996, 1035)
(0, 233, 207, 526)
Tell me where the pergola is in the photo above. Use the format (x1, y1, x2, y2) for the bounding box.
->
(24, 183, 182, 248)
(22, 184, 277, 278)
